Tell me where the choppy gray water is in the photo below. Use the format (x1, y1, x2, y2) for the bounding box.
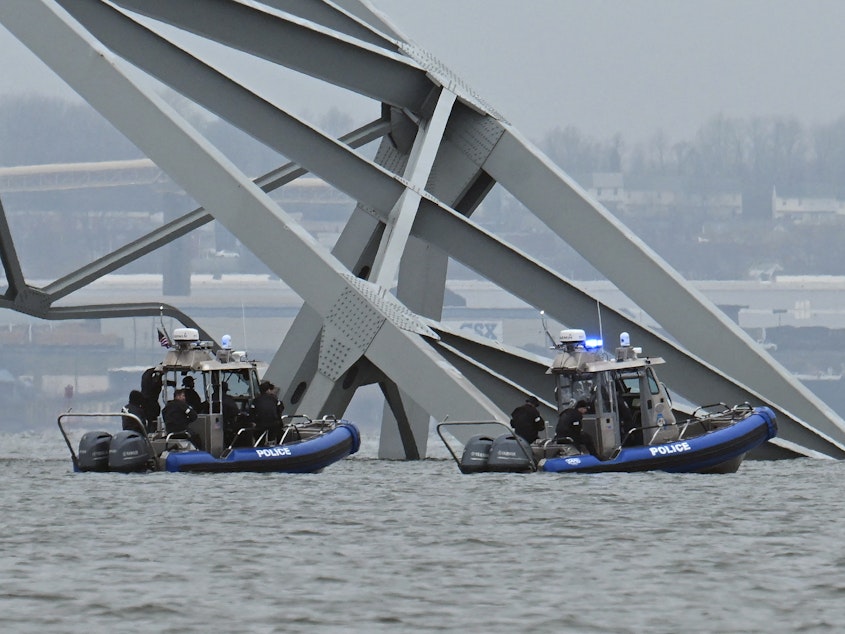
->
(2, 428, 845, 633)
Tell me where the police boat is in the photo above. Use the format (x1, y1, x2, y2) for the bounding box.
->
(58, 328, 360, 473)
(436, 329, 777, 475)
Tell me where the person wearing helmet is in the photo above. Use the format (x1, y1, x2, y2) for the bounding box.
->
(510, 395, 545, 443)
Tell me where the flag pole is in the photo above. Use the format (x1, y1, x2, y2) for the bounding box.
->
(158, 306, 172, 348)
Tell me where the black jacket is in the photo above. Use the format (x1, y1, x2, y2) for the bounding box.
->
(250, 393, 284, 440)
(121, 402, 147, 434)
(510, 403, 544, 443)
(555, 408, 584, 441)
(162, 399, 198, 434)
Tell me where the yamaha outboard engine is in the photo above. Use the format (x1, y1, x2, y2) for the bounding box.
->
(77, 431, 113, 472)
(108, 430, 153, 473)
(486, 434, 535, 472)
(459, 435, 494, 474)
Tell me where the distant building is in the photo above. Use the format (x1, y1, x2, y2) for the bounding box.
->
(771, 187, 845, 223)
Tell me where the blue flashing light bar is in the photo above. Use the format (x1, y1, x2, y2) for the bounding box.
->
(584, 338, 603, 350)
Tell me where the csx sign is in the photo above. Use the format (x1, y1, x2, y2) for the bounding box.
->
(443, 321, 502, 341)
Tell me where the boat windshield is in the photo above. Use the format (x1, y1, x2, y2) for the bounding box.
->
(555, 372, 594, 410)
(219, 369, 254, 399)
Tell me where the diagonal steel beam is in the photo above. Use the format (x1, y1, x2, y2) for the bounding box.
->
(0, 197, 26, 299)
(42, 118, 389, 301)
(107, 0, 432, 113)
(57, 0, 410, 215)
(484, 126, 845, 445)
(0, 0, 505, 427)
(258, 0, 402, 50)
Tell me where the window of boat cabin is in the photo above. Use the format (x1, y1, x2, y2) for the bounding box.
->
(555, 372, 594, 412)
(199, 369, 254, 413)
(645, 368, 660, 395)
(221, 369, 253, 401)
(593, 371, 622, 419)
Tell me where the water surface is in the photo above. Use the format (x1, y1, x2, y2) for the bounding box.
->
(1, 430, 843, 633)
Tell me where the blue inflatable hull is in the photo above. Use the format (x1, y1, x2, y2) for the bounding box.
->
(164, 422, 361, 473)
(541, 407, 777, 474)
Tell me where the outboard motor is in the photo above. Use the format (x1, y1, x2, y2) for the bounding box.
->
(486, 434, 535, 472)
(108, 430, 153, 473)
(77, 431, 113, 472)
(459, 435, 494, 474)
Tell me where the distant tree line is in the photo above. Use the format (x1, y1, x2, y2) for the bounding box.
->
(3, 94, 845, 280)
(3, 94, 843, 203)
(539, 113, 845, 210)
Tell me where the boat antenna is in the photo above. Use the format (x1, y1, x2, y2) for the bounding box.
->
(241, 300, 248, 356)
(540, 310, 556, 348)
(596, 300, 604, 349)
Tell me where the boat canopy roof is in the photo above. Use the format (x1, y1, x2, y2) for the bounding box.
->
(548, 350, 665, 374)
(158, 347, 258, 375)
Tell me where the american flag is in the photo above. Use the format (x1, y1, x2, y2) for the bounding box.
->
(157, 328, 171, 348)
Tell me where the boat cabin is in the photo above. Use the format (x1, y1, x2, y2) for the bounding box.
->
(548, 329, 679, 459)
(151, 328, 260, 456)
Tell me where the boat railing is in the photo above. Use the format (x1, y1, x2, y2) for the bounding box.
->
(280, 415, 338, 443)
(436, 420, 537, 472)
(161, 431, 197, 450)
(57, 411, 152, 470)
(677, 402, 753, 438)
(220, 414, 342, 456)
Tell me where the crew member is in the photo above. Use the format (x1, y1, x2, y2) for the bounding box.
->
(121, 389, 147, 434)
(510, 396, 544, 443)
(250, 381, 284, 444)
(163, 389, 200, 448)
(554, 399, 596, 455)
(181, 375, 202, 412)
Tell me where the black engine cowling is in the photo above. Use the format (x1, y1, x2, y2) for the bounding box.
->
(486, 434, 535, 472)
(459, 435, 494, 474)
(77, 431, 113, 472)
(108, 430, 153, 473)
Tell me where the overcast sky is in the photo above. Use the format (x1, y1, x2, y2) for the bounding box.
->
(372, 0, 845, 144)
(2, 1, 845, 145)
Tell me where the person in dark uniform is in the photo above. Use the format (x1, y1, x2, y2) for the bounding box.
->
(221, 382, 239, 425)
(140, 367, 162, 431)
(554, 399, 596, 454)
(181, 375, 202, 412)
(162, 389, 200, 447)
(249, 381, 284, 444)
(121, 389, 147, 434)
(220, 382, 246, 445)
(510, 396, 545, 443)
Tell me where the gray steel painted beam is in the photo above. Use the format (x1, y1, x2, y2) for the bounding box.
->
(410, 193, 845, 456)
(0, 0, 505, 426)
(42, 118, 389, 301)
(268, 205, 385, 417)
(107, 0, 432, 113)
(331, 0, 408, 42)
(432, 338, 555, 417)
(372, 88, 456, 286)
(45, 303, 214, 341)
(56, 0, 409, 217)
(379, 379, 421, 460)
(258, 0, 401, 50)
(483, 126, 845, 447)
(369, 88, 456, 458)
(43, 209, 211, 301)
(0, 198, 26, 299)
